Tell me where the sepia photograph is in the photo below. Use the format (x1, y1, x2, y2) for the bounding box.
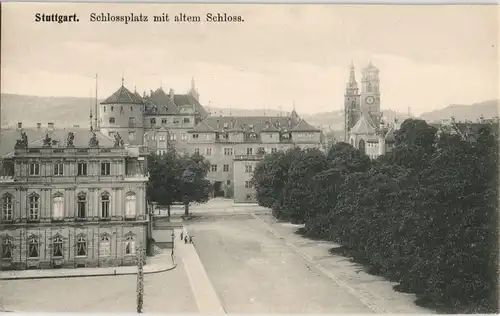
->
(0, 2, 498, 314)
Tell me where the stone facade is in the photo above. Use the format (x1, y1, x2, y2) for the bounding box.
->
(0, 128, 149, 270)
(98, 80, 323, 200)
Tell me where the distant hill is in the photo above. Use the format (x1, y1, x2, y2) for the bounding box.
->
(1, 93, 497, 130)
(419, 99, 499, 123)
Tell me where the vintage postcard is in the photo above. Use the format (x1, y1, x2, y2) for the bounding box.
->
(0, 2, 498, 314)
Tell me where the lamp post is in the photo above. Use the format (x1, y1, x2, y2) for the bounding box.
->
(171, 231, 175, 259)
(136, 242, 145, 313)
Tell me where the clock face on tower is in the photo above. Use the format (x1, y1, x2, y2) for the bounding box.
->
(365, 96, 375, 105)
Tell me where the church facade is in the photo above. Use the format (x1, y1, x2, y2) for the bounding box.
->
(344, 62, 399, 159)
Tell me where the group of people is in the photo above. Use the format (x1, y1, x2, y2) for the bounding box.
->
(180, 231, 193, 244)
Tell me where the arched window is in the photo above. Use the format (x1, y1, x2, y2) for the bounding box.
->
(101, 192, 110, 218)
(124, 233, 136, 255)
(2, 235, 13, 259)
(27, 234, 39, 258)
(125, 193, 136, 219)
(53, 193, 64, 219)
(367, 82, 372, 93)
(99, 234, 111, 257)
(77, 192, 87, 219)
(2, 194, 13, 221)
(52, 234, 63, 257)
(28, 194, 40, 221)
(76, 234, 87, 257)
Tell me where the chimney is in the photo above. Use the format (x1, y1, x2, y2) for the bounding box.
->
(36, 123, 41, 129)
(169, 88, 174, 101)
(48, 123, 54, 131)
(17, 122, 22, 130)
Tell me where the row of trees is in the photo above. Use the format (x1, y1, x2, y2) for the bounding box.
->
(147, 150, 211, 215)
(252, 119, 499, 313)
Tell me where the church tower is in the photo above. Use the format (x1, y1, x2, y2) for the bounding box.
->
(344, 62, 360, 141)
(360, 62, 381, 126)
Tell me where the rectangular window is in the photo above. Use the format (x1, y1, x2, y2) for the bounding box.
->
(29, 195, 39, 220)
(150, 118, 156, 124)
(226, 180, 231, 186)
(125, 194, 137, 218)
(211, 164, 217, 172)
(194, 148, 200, 155)
(192, 134, 199, 139)
(129, 117, 136, 125)
(183, 118, 190, 123)
(159, 135, 165, 141)
(52, 236, 63, 257)
(53, 162, 64, 175)
(2, 195, 13, 221)
(101, 195, 110, 218)
(161, 119, 167, 124)
(109, 117, 115, 123)
(129, 131, 135, 141)
(206, 148, 212, 156)
(224, 148, 234, 156)
(246, 148, 253, 155)
(101, 162, 111, 176)
(271, 148, 278, 153)
(223, 164, 229, 172)
(77, 162, 87, 176)
(205, 134, 210, 140)
(245, 181, 252, 188)
(77, 195, 87, 219)
(181, 133, 188, 141)
(29, 163, 40, 176)
(245, 165, 253, 173)
(170, 133, 176, 141)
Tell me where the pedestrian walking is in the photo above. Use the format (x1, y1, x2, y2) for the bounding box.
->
(189, 236, 193, 244)
(184, 236, 188, 244)
(180, 231, 183, 240)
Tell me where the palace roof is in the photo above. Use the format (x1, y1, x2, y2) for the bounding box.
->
(101, 85, 144, 105)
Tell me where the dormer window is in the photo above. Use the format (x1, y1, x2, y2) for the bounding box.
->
(249, 133, 257, 139)
(223, 123, 229, 129)
(249, 124, 254, 129)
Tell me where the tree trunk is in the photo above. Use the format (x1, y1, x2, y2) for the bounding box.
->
(167, 205, 171, 217)
(184, 203, 189, 216)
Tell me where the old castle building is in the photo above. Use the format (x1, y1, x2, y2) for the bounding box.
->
(0, 124, 149, 270)
(98, 78, 322, 202)
(344, 62, 400, 159)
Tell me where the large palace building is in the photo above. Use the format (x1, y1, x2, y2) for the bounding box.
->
(0, 124, 149, 270)
(97, 78, 323, 202)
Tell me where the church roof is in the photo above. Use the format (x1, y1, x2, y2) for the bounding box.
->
(384, 126, 397, 143)
(350, 113, 376, 135)
(102, 85, 144, 105)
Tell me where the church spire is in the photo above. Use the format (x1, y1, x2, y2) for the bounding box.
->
(189, 76, 200, 101)
(346, 62, 358, 94)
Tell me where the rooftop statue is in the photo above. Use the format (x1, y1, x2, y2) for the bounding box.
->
(89, 132, 99, 148)
(42, 133, 52, 147)
(114, 133, 124, 148)
(67, 132, 75, 147)
(14, 131, 29, 149)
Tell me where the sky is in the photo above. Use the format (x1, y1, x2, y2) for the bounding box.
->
(1, 3, 498, 115)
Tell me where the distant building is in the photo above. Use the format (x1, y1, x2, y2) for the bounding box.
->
(343, 62, 400, 159)
(0, 123, 149, 270)
(98, 79, 323, 202)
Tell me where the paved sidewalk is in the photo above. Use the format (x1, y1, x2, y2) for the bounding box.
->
(0, 250, 177, 280)
(177, 227, 225, 314)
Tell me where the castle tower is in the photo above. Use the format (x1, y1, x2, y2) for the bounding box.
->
(360, 62, 381, 126)
(344, 62, 361, 141)
(100, 78, 145, 146)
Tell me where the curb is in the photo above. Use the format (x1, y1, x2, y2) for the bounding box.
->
(0, 262, 177, 281)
